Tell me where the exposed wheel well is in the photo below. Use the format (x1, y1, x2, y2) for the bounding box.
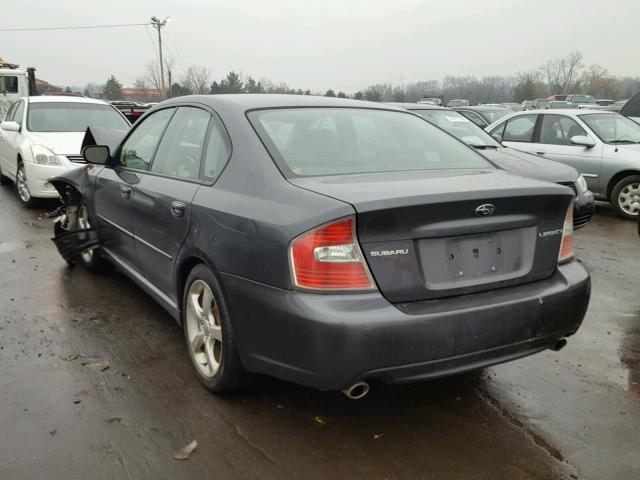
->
(607, 170, 640, 200)
(175, 257, 207, 316)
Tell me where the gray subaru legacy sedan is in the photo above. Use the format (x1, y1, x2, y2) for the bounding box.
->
(50, 95, 590, 398)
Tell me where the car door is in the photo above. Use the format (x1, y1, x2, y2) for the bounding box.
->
(493, 114, 539, 153)
(0, 99, 25, 178)
(94, 107, 175, 270)
(131, 106, 212, 297)
(0, 100, 19, 172)
(534, 114, 603, 192)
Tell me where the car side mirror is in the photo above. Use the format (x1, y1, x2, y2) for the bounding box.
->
(570, 135, 596, 148)
(82, 145, 111, 165)
(0, 121, 20, 132)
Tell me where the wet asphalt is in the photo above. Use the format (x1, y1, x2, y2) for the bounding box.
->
(0, 185, 638, 480)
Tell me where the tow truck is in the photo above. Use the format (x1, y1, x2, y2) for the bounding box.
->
(0, 58, 38, 118)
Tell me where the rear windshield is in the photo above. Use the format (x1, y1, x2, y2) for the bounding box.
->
(569, 95, 595, 104)
(27, 102, 130, 132)
(250, 108, 492, 177)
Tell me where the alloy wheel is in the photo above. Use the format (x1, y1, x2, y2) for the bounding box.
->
(185, 279, 223, 378)
(617, 182, 640, 216)
(16, 166, 31, 203)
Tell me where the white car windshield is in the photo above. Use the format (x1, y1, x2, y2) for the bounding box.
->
(580, 114, 640, 144)
(27, 102, 130, 132)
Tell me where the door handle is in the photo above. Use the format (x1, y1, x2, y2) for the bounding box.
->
(120, 186, 132, 199)
(170, 201, 186, 218)
(535, 151, 546, 155)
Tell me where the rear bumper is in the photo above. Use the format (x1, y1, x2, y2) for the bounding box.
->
(222, 261, 590, 391)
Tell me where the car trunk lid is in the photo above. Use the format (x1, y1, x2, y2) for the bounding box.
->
(290, 169, 573, 303)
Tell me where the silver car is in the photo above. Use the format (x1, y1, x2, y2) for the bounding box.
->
(486, 109, 640, 218)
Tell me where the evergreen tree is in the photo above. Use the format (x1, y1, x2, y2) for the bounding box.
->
(513, 77, 536, 103)
(337, 92, 347, 98)
(353, 91, 364, 100)
(103, 75, 123, 100)
(325, 89, 336, 97)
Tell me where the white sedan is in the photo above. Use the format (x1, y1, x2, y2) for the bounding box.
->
(0, 96, 130, 207)
(486, 109, 640, 218)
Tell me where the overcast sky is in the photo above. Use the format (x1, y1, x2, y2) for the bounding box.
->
(2, 0, 639, 92)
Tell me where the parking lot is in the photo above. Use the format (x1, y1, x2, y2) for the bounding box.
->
(0, 184, 637, 480)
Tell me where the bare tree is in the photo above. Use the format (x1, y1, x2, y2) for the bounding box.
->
(560, 51, 584, 92)
(181, 65, 211, 95)
(143, 56, 175, 96)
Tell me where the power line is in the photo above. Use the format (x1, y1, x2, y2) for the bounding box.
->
(0, 22, 150, 32)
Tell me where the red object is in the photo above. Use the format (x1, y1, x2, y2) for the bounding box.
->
(290, 217, 374, 290)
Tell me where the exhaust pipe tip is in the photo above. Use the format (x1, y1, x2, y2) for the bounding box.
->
(550, 338, 568, 352)
(342, 381, 370, 400)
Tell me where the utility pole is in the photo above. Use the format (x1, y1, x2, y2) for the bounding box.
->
(150, 16, 170, 99)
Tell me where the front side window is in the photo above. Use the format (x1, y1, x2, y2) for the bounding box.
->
(502, 115, 537, 142)
(250, 108, 492, 177)
(150, 107, 211, 180)
(27, 102, 130, 132)
(539, 115, 587, 145)
(580, 113, 640, 144)
(3, 100, 18, 122)
(120, 108, 174, 170)
(13, 100, 25, 126)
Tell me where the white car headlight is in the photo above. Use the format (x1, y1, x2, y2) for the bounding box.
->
(30, 145, 62, 166)
(576, 174, 589, 193)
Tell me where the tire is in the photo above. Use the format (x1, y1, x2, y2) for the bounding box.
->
(610, 175, 640, 220)
(182, 264, 252, 393)
(15, 163, 38, 208)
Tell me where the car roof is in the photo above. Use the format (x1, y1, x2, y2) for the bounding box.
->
(384, 102, 449, 111)
(454, 105, 512, 111)
(517, 108, 614, 115)
(27, 95, 109, 105)
(160, 94, 405, 113)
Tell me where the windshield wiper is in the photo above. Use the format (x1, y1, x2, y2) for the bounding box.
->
(469, 144, 498, 149)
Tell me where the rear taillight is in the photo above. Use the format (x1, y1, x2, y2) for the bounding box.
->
(558, 201, 574, 263)
(290, 217, 376, 291)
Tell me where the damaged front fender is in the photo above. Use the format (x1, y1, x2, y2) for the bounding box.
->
(49, 167, 100, 264)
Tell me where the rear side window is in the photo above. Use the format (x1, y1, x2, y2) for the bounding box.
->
(120, 108, 174, 170)
(250, 108, 492, 177)
(502, 115, 537, 142)
(151, 107, 210, 180)
(539, 115, 586, 145)
(202, 120, 231, 180)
